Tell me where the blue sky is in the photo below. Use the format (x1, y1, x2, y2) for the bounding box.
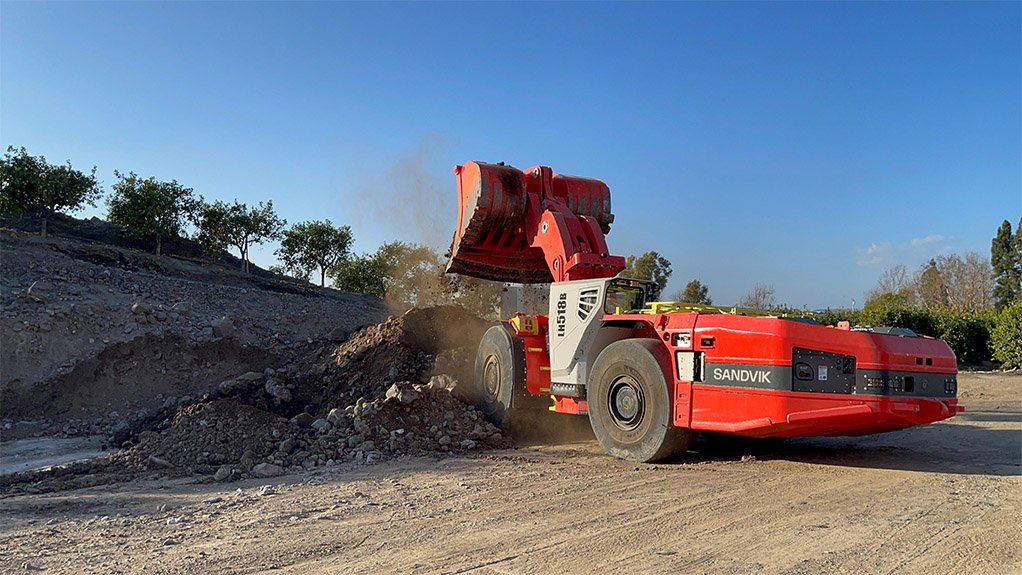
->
(2, 1, 1019, 308)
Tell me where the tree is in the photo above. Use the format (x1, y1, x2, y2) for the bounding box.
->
(992, 219, 1022, 310)
(193, 200, 232, 254)
(332, 241, 504, 317)
(621, 251, 672, 299)
(941, 251, 994, 311)
(447, 274, 504, 319)
(865, 264, 917, 306)
(897, 254, 994, 312)
(194, 200, 285, 272)
(916, 259, 948, 309)
(107, 171, 197, 256)
(671, 279, 712, 304)
(276, 220, 353, 286)
(376, 242, 448, 309)
(738, 284, 776, 311)
(332, 251, 389, 297)
(0, 146, 102, 237)
(332, 242, 447, 308)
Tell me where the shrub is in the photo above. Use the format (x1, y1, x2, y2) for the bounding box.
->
(859, 300, 937, 338)
(932, 308, 995, 366)
(813, 308, 861, 327)
(857, 300, 994, 366)
(991, 301, 1022, 369)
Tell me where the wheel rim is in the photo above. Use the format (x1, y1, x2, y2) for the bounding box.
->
(482, 354, 501, 402)
(608, 375, 645, 430)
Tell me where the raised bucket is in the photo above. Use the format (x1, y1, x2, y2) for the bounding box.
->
(446, 161, 615, 284)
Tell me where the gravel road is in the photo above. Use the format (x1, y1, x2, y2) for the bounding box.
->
(1, 372, 1018, 575)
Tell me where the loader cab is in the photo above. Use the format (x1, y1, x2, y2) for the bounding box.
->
(605, 277, 650, 315)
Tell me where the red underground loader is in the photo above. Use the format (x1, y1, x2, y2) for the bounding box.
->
(446, 161, 963, 462)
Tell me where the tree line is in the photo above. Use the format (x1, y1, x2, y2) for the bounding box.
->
(0, 147, 283, 272)
(0, 146, 507, 316)
(809, 220, 1021, 368)
(575, 228, 1022, 369)
(2, 146, 1019, 366)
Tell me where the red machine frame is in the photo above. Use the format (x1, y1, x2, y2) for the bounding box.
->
(448, 160, 962, 453)
(507, 310, 962, 438)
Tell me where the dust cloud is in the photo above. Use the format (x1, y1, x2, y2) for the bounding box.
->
(344, 135, 455, 251)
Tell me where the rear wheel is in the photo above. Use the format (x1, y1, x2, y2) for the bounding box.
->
(588, 339, 695, 462)
(472, 324, 524, 426)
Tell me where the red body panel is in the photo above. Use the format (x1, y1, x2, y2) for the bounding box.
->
(626, 311, 960, 437)
(688, 386, 960, 437)
(673, 313, 957, 373)
(516, 310, 961, 438)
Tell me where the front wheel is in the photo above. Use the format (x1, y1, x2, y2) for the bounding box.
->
(472, 324, 524, 426)
(588, 339, 695, 462)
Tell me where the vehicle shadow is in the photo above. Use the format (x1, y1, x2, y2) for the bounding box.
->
(686, 419, 1022, 477)
(506, 409, 1021, 477)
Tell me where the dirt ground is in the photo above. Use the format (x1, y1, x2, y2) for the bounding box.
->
(1, 371, 1018, 575)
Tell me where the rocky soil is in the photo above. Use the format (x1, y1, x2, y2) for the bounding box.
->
(1, 224, 512, 493)
(1, 229, 386, 436)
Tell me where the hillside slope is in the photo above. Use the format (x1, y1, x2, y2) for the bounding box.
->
(0, 226, 388, 439)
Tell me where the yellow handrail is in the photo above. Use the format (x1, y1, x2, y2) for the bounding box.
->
(636, 301, 779, 317)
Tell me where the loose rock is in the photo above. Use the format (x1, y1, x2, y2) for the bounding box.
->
(211, 317, 236, 339)
(250, 463, 283, 478)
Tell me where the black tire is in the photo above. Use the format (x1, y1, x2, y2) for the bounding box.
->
(588, 339, 695, 462)
(472, 324, 525, 426)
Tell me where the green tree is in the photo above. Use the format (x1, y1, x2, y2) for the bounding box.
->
(332, 242, 445, 306)
(0, 146, 102, 237)
(860, 297, 937, 337)
(447, 274, 504, 319)
(991, 301, 1022, 369)
(671, 279, 712, 304)
(992, 219, 1022, 310)
(193, 200, 232, 254)
(621, 251, 672, 299)
(276, 220, 353, 286)
(194, 200, 285, 272)
(857, 298, 996, 365)
(333, 241, 503, 317)
(107, 171, 197, 256)
(332, 251, 389, 297)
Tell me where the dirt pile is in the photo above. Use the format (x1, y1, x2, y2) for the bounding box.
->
(5, 334, 279, 439)
(121, 381, 505, 479)
(106, 306, 504, 480)
(296, 306, 490, 410)
(1, 225, 513, 491)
